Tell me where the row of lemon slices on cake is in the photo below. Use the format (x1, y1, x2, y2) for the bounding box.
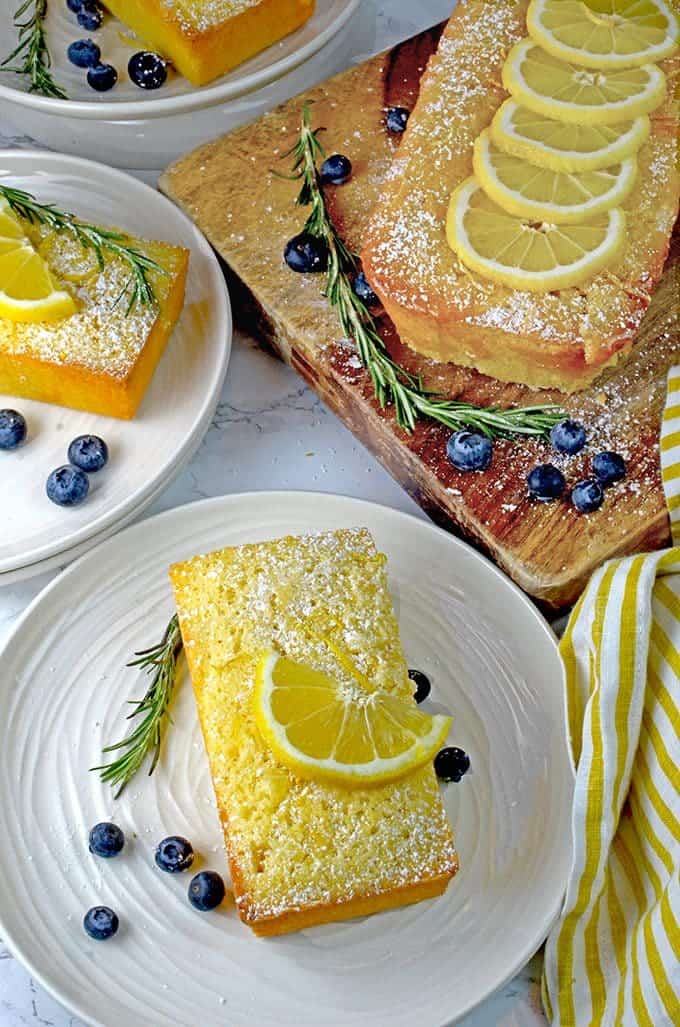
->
(447, 0, 679, 293)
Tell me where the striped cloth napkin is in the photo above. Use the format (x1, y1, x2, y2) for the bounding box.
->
(541, 367, 680, 1026)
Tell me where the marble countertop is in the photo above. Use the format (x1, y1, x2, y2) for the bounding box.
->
(0, 3, 549, 1024)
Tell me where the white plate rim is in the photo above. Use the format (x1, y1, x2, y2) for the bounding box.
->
(0, 490, 574, 1027)
(0, 148, 232, 575)
(0, 0, 361, 120)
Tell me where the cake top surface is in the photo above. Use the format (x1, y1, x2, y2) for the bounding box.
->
(0, 226, 185, 379)
(362, 0, 680, 352)
(162, 0, 265, 32)
(170, 529, 457, 920)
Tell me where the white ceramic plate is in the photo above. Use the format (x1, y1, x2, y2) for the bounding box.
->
(0, 150, 231, 577)
(0, 492, 573, 1027)
(0, 0, 360, 117)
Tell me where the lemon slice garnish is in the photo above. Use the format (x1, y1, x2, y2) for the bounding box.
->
(253, 651, 451, 788)
(490, 99, 650, 172)
(527, 0, 679, 70)
(0, 202, 77, 323)
(446, 176, 627, 293)
(503, 38, 667, 124)
(473, 128, 637, 224)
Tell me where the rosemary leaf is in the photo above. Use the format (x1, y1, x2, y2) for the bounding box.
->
(1, 1, 66, 100)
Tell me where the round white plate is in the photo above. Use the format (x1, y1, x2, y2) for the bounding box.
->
(0, 0, 360, 118)
(0, 150, 231, 577)
(0, 492, 573, 1027)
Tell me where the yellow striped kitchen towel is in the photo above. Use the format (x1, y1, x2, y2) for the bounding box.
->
(542, 367, 680, 1027)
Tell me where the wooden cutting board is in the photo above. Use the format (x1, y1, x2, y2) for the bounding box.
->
(160, 23, 679, 610)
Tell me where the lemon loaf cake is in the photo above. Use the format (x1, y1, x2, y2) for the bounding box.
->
(105, 0, 316, 86)
(0, 222, 189, 419)
(170, 529, 458, 936)
(361, 0, 680, 393)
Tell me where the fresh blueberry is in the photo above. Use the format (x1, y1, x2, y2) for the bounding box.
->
(409, 669, 431, 704)
(188, 871, 226, 911)
(283, 232, 328, 273)
(67, 39, 101, 68)
(89, 822, 125, 858)
(83, 906, 119, 940)
(527, 463, 566, 502)
(593, 451, 626, 487)
(571, 478, 604, 514)
(155, 835, 194, 874)
(434, 747, 471, 783)
(128, 51, 168, 90)
(446, 430, 493, 472)
(0, 409, 27, 450)
(67, 0, 85, 11)
(77, 2, 104, 30)
(68, 434, 108, 472)
(352, 271, 379, 307)
(550, 419, 587, 456)
(386, 106, 410, 133)
(320, 153, 352, 185)
(46, 465, 89, 507)
(87, 63, 118, 92)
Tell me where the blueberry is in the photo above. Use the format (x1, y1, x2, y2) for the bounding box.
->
(188, 870, 226, 911)
(386, 106, 410, 133)
(446, 430, 493, 472)
(408, 669, 431, 704)
(352, 271, 379, 307)
(592, 451, 626, 487)
(434, 747, 471, 783)
(46, 465, 89, 507)
(67, 39, 101, 68)
(155, 835, 194, 874)
(89, 822, 124, 858)
(283, 232, 328, 273)
(550, 419, 587, 456)
(571, 478, 604, 514)
(67, 0, 85, 11)
(87, 63, 118, 92)
(320, 153, 352, 185)
(128, 51, 168, 90)
(77, 2, 104, 30)
(527, 463, 566, 502)
(0, 409, 27, 450)
(83, 906, 118, 940)
(68, 434, 108, 472)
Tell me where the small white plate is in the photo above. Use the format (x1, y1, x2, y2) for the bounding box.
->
(0, 150, 231, 577)
(0, 492, 573, 1027)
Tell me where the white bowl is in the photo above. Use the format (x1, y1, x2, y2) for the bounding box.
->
(0, 0, 361, 168)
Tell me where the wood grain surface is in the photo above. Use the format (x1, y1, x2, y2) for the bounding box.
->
(160, 24, 679, 610)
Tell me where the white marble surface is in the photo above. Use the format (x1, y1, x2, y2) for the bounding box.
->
(0, 2, 549, 1024)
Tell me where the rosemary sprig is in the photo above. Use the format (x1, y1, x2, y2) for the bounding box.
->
(283, 104, 565, 439)
(0, 184, 166, 313)
(92, 615, 183, 798)
(1, 0, 66, 100)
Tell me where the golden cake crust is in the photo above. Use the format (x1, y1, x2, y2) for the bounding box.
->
(170, 529, 458, 937)
(361, 0, 680, 393)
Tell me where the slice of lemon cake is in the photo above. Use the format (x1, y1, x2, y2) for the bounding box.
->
(170, 529, 458, 936)
(0, 217, 189, 419)
(105, 0, 315, 86)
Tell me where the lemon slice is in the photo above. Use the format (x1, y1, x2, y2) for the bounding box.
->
(473, 129, 637, 224)
(490, 99, 650, 172)
(253, 651, 451, 788)
(446, 177, 626, 293)
(0, 202, 77, 323)
(503, 38, 667, 124)
(527, 0, 679, 70)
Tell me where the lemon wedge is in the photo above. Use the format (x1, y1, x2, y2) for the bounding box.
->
(503, 38, 667, 124)
(490, 99, 650, 172)
(527, 0, 679, 70)
(446, 176, 626, 293)
(0, 201, 77, 323)
(473, 128, 637, 223)
(253, 651, 451, 788)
